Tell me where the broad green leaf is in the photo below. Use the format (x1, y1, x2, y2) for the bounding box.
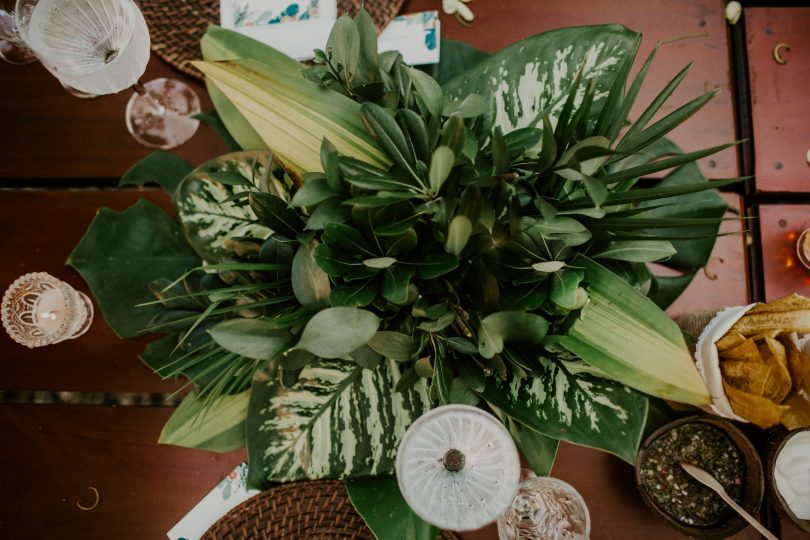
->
(443, 94, 489, 118)
(175, 151, 275, 262)
(347, 476, 439, 540)
(208, 319, 291, 360)
(446, 215, 472, 256)
(327, 15, 360, 83)
(409, 253, 459, 279)
(291, 177, 336, 207)
(381, 265, 415, 305)
(294, 307, 380, 358)
(479, 356, 648, 464)
(649, 272, 697, 310)
(200, 26, 301, 152)
(118, 151, 193, 196)
(354, 8, 380, 85)
(425, 39, 489, 86)
(67, 199, 200, 338)
(306, 198, 351, 230)
(558, 256, 710, 405)
(593, 240, 677, 262)
(478, 311, 549, 359)
(444, 26, 640, 134)
(367, 332, 417, 362)
(550, 268, 585, 309)
(449, 377, 480, 406)
(350, 344, 383, 370)
(250, 192, 305, 238)
(407, 66, 444, 119)
(159, 390, 249, 453)
(429, 146, 454, 193)
(492, 409, 559, 476)
(330, 278, 378, 307)
(292, 241, 332, 310)
(194, 110, 241, 151)
(193, 59, 389, 173)
(247, 358, 430, 485)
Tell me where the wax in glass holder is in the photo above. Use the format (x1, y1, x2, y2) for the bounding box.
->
(497, 474, 591, 540)
(796, 228, 810, 270)
(1, 272, 93, 348)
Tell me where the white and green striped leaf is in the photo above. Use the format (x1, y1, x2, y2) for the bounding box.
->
(479, 357, 648, 464)
(443, 25, 640, 134)
(175, 151, 279, 262)
(246, 358, 431, 486)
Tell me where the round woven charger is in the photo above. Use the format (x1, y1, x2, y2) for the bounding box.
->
(141, 0, 405, 79)
(202, 480, 462, 540)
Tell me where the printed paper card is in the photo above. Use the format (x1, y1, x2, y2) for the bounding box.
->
(220, 0, 337, 27)
(167, 463, 259, 540)
(378, 11, 440, 66)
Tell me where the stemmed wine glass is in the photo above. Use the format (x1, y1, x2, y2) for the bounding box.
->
(14, 0, 201, 149)
(0, 0, 35, 64)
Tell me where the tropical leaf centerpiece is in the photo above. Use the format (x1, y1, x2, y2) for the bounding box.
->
(69, 10, 738, 535)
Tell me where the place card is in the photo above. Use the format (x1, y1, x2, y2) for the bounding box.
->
(378, 11, 441, 66)
(167, 463, 259, 540)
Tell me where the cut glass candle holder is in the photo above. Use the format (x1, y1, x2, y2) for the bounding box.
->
(498, 475, 591, 540)
(1, 272, 93, 348)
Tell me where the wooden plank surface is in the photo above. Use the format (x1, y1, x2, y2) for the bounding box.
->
(662, 193, 750, 318)
(403, 0, 739, 180)
(0, 404, 243, 539)
(746, 8, 810, 192)
(1, 404, 763, 540)
(0, 55, 229, 181)
(759, 204, 810, 301)
(0, 189, 181, 393)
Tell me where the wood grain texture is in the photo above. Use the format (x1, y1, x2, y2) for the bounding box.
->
(0, 55, 229, 181)
(403, 0, 739, 180)
(759, 204, 810, 301)
(0, 404, 244, 539)
(661, 193, 750, 317)
(746, 8, 810, 192)
(0, 189, 183, 393)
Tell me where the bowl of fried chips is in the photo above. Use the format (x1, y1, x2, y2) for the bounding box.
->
(695, 294, 810, 430)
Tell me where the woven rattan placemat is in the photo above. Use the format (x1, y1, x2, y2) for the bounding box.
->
(141, 0, 405, 79)
(201, 480, 462, 539)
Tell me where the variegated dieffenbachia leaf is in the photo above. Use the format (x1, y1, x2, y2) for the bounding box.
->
(443, 25, 640, 133)
(246, 358, 431, 487)
(175, 150, 290, 262)
(479, 356, 648, 464)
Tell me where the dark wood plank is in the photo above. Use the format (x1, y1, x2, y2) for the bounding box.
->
(0, 189, 182, 393)
(403, 0, 739, 180)
(759, 204, 810, 302)
(661, 193, 750, 318)
(746, 8, 810, 193)
(0, 55, 229, 181)
(0, 404, 244, 539)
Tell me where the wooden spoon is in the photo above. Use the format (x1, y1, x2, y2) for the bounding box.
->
(679, 462, 779, 540)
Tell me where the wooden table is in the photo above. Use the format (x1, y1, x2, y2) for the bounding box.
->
(1, 1, 806, 539)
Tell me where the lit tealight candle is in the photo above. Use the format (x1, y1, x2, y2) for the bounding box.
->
(1, 272, 93, 348)
(796, 229, 810, 270)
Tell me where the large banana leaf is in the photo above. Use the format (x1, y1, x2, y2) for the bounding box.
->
(246, 358, 431, 487)
(558, 256, 710, 405)
(479, 357, 648, 464)
(67, 199, 200, 338)
(200, 26, 303, 151)
(443, 25, 640, 133)
(174, 151, 276, 262)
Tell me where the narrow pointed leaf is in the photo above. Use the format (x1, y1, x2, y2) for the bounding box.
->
(159, 390, 249, 453)
(593, 240, 677, 262)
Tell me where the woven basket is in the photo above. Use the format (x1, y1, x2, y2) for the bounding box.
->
(202, 480, 463, 539)
(141, 0, 405, 79)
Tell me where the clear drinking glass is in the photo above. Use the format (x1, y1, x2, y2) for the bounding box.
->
(498, 473, 591, 540)
(0, 0, 35, 64)
(14, 0, 200, 149)
(2, 272, 94, 348)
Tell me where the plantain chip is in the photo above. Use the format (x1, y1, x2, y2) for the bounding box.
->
(747, 293, 810, 314)
(728, 310, 810, 336)
(724, 381, 788, 428)
(720, 360, 771, 395)
(716, 332, 747, 352)
(751, 329, 782, 341)
(720, 338, 762, 363)
(759, 337, 792, 402)
(781, 392, 810, 429)
(783, 333, 810, 390)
